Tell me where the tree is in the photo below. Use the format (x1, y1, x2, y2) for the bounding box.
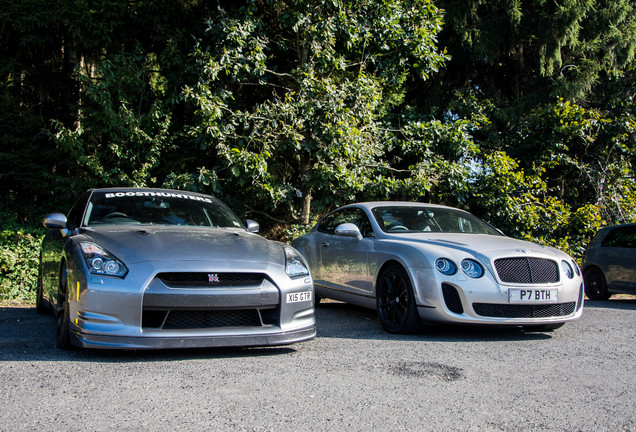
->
(1, 0, 220, 220)
(427, 0, 636, 118)
(178, 0, 448, 225)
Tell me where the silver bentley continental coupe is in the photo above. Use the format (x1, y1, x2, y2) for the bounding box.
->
(291, 202, 584, 333)
(38, 188, 315, 349)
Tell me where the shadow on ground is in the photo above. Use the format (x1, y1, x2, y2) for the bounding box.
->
(1, 298, 564, 363)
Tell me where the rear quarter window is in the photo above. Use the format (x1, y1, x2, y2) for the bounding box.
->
(601, 226, 636, 248)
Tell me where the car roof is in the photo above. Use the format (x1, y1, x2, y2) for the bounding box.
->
(342, 201, 469, 212)
(604, 222, 636, 229)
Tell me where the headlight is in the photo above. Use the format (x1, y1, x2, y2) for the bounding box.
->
(571, 259, 581, 276)
(461, 259, 484, 278)
(435, 258, 457, 275)
(284, 246, 310, 279)
(81, 242, 128, 277)
(561, 260, 574, 279)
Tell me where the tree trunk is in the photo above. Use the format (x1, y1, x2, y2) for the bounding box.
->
(301, 189, 312, 225)
(298, 155, 312, 225)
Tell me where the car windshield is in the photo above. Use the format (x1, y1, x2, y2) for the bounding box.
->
(83, 191, 245, 228)
(371, 206, 502, 235)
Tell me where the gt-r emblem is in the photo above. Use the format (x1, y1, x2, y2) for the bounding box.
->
(208, 274, 220, 283)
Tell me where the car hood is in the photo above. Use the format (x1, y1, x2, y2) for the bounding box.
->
(383, 232, 570, 260)
(80, 226, 282, 267)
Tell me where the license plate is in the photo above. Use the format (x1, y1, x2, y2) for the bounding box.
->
(286, 291, 312, 303)
(509, 288, 558, 303)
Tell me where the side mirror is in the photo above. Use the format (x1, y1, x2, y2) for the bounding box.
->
(43, 213, 68, 229)
(245, 219, 260, 233)
(335, 223, 362, 240)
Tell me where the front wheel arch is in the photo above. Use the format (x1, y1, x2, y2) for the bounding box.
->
(374, 259, 409, 294)
(375, 263, 421, 333)
(56, 261, 73, 350)
(583, 266, 611, 300)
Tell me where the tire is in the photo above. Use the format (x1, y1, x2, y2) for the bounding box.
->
(56, 264, 72, 350)
(522, 323, 565, 332)
(376, 265, 421, 333)
(35, 260, 48, 315)
(584, 267, 611, 300)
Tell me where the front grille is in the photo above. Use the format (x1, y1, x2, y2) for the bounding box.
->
(442, 284, 464, 314)
(576, 284, 584, 311)
(472, 302, 576, 318)
(142, 308, 279, 329)
(494, 258, 559, 284)
(164, 309, 261, 328)
(157, 272, 266, 288)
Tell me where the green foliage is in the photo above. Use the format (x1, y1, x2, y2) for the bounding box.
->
(436, 0, 636, 116)
(467, 149, 625, 258)
(284, 220, 320, 243)
(181, 0, 448, 224)
(0, 230, 41, 302)
(508, 98, 636, 225)
(53, 46, 177, 189)
(3, 0, 636, 302)
(470, 152, 571, 248)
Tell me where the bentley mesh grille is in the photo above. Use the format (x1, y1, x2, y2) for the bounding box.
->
(494, 258, 559, 284)
(576, 284, 584, 312)
(142, 308, 279, 329)
(442, 284, 464, 314)
(472, 302, 576, 318)
(157, 272, 266, 288)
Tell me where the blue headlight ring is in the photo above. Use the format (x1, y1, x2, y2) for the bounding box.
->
(461, 259, 484, 278)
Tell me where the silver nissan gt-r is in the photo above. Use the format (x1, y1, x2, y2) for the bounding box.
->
(292, 202, 584, 333)
(37, 188, 315, 349)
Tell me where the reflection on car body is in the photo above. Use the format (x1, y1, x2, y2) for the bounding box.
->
(292, 202, 584, 333)
(37, 188, 315, 350)
(582, 223, 636, 300)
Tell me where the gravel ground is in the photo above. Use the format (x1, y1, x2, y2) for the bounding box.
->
(1, 298, 635, 431)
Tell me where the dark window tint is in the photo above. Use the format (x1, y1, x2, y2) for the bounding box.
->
(66, 191, 91, 229)
(317, 208, 374, 238)
(371, 206, 501, 235)
(602, 226, 636, 248)
(83, 191, 244, 228)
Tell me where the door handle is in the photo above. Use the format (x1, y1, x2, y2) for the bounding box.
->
(321, 242, 330, 247)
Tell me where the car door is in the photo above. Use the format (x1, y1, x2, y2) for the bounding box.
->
(41, 192, 89, 306)
(316, 207, 375, 295)
(599, 226, 636, 289)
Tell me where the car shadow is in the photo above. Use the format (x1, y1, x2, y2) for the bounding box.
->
(582, 297, 636, 311)
(0, 307, 297, 363)
(2, 298, 557, 363)
(315, 301, 554, 342)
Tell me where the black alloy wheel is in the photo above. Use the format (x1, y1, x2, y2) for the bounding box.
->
(584, 267, 611, 300)
(376, 265, 421, 333)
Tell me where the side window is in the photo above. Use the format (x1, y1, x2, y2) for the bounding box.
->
(318, 208, 374, 238)
(357, 213, 374, 238)
(66, 191, 91, 229)
(602, 226, 636, 248)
